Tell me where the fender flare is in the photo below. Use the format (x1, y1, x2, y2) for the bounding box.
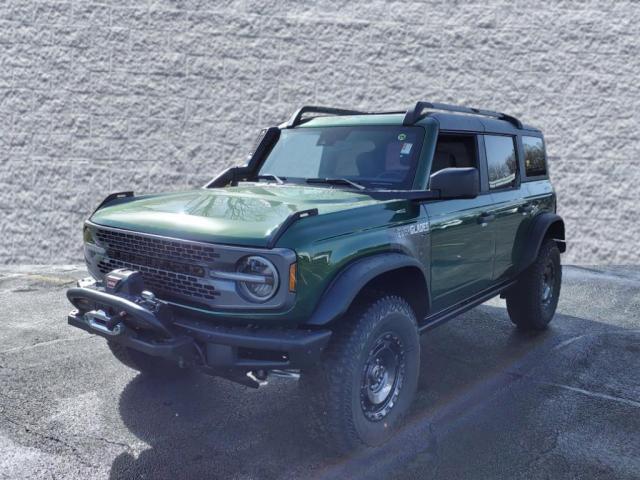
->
(305, 253, 429, 326)
(518, 213, 566, 272)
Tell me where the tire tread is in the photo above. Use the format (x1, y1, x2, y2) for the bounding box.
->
(301, 295, 418, 452)
(506, 239, 561, 331)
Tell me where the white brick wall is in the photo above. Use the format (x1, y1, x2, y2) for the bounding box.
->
(1, 0, 639, 264)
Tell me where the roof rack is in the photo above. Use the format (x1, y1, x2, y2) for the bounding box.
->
(403, 101, 523, 129)
(285, 106, 368, 128)
(284, 102, 523, 129)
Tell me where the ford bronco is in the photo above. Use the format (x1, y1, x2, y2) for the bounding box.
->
(67, 101, 565, 451)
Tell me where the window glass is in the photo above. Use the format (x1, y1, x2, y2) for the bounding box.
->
(260, 130, 324, 178)
(523, 136, 547, 177)
(485, 135, 517, 189)
(431, 134, 477, 174)
(259, 126, 424, 189)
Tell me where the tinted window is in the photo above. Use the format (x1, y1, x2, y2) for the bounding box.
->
(260, 126, 424, 189)
(485, 135, 517, 190)
(523, 136, 547, 177)
(431, 134, 477, 174)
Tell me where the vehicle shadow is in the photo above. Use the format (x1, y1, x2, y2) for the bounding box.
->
(107, 303, 611, 480)
(108, 361, 334, 479)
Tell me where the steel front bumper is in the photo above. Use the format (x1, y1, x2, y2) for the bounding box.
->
(67, 286, 332, 373)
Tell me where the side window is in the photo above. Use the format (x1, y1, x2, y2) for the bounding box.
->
(431, 134, 478, 174)
(523, 136, 547, 177)
(484, 135, 517, 190)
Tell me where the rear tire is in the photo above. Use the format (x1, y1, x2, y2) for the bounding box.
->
(506, 239, 562, 331)
(301, 295, 420, 453)
(107, 341, 182, 377)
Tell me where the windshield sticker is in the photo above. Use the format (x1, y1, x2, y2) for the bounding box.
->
(397, 133, 407, 141)
(400, 143, 413, 155)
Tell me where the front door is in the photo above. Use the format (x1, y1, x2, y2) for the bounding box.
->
(426, 196, 496, 312)
(426, 133, 495, 313)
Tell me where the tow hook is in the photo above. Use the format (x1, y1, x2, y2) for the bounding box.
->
(84, 309, 126, 336)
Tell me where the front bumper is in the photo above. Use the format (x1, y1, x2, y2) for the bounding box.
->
(67, 284, 331, 375)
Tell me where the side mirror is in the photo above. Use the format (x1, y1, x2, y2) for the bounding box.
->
(429, 167, 479, 199)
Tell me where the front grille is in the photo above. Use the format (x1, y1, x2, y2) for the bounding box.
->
(95, 228, 220, 264)
(97, 258, 218, 300)
(94, 227, 220, 303)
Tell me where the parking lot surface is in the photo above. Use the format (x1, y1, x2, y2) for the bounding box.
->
(0, 265, 638, 479)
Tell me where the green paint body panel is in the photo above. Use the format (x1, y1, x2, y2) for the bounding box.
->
(86, 113, 561, 327)
(91, 185, 381, 247)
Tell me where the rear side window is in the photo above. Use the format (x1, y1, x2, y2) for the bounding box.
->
(484, 135, 517, 190)
(523, 136, 547, 177)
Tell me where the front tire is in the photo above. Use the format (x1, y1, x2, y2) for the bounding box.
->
(506, 239, 562, 331)
(301, 295, 420, 452)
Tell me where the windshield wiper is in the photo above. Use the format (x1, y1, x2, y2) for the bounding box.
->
(306, 177, 366, 190)
(256, 174, 284, 185)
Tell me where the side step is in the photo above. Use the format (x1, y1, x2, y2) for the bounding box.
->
(419, 280, 516, 333)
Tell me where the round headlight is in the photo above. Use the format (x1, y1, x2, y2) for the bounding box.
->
(236, 256, 279, 302)
(83, 225, 95, 244)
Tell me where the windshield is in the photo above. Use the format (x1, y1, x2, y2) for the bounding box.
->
(258, 126, 424, 190)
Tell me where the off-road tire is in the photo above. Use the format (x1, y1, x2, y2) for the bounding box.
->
(107, 341, 182, 377)
(506, 239, 562, 331)
(300, 295, 420, 453)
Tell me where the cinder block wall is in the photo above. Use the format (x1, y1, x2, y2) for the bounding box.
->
(1, 1, 638, 264)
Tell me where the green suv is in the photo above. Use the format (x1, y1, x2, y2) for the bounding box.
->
(67, 102, 566, 451)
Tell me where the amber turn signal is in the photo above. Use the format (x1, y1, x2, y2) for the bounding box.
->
(289, 263, 297, 292)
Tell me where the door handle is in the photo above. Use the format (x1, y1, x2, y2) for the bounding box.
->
(519, 203, 534, 215)
(477, 212, 495, 226)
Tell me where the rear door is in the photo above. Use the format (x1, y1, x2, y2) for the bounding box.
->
(426, 133, 495, 312)
(483, 134, 529, 281)
(514, 135, 555, 263)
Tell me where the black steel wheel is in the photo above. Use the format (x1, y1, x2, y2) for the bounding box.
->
(360, 332, 406, 422)
(301, 295, 420, 452)
(541, 259, 556, 307)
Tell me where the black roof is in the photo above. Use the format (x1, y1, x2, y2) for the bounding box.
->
(430, 112, 541, 135)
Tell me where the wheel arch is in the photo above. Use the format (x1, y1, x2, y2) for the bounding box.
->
(305, 253, 429, 327)
(545, 218, 566, 249)
(517, 213, 566, 273)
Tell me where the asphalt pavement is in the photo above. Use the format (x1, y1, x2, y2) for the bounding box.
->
(0, 265, 638, 479)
